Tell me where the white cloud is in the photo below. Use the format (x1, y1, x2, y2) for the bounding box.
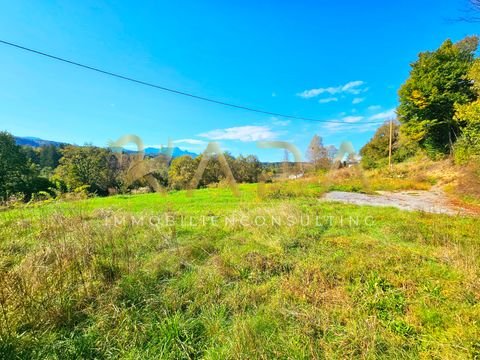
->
(319, 97, 338, 104)
(173, 139, 207, 145)
(297, 88, 326, 99)
(369, 108, 396, 121)
(352, 97, 365, 104)
(199, 125, 278, 142)
(341, 81, 366, 94)
(343, 116, 364, 123)
(272, 118, 291, 126)
(297, 80, 367, 99)
(315, 112, 382, 135)
(368, 105, 382, 111)
(321, 121, 379, 134)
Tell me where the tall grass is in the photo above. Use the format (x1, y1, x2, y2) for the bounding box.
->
(0, 185, 479, 358)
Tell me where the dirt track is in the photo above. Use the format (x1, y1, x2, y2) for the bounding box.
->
(321, 188, 472, 215)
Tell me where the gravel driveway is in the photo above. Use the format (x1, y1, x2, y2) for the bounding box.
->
(321, 189, 471, 215)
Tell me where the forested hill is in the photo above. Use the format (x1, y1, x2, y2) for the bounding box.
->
(15, 136, 66, 148)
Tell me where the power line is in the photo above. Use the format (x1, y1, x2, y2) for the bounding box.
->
(0, 39, 387, 125)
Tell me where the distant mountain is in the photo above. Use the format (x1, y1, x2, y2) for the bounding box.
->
(172, 147, 198, 158)
(15, 136, 197, 158)
(15, 136, 66, 148)
(144, 147, 198, 158)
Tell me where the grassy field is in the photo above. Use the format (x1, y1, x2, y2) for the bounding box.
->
(0, 181, 479, 359)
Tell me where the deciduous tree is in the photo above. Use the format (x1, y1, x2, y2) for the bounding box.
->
(398, 36, 478, 156)
(306, 134, 330, 170)
(54, 145, 118, 194)
(0, 131, 32, 199)
(454, 59, 480, 162)
(168, 155, 198, 190)
(360, 122, 399, 169)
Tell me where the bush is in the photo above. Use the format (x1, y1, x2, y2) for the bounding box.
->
(392, 139, 420, 163)
(28, 177, 55, 196)
(453, 125, 480, 164)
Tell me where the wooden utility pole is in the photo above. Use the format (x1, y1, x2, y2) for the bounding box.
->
(388, 119, 393, 169)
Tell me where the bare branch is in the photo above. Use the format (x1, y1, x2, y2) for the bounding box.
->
(453, 0, 480, 22)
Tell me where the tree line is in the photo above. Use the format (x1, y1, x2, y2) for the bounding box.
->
(0, 132, 273, 202)
(0, 129, 340, 202)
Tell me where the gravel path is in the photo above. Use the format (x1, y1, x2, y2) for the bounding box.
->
(321, 189, 471, 215)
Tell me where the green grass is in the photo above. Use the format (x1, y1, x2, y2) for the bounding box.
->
(0, 183, 479, 359)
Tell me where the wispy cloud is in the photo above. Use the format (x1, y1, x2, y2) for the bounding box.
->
(314, 113, 381, 135)
(368, 105, 382, 111)
(321, 121, 379, 134)
(316, 108, 395, 135)
(369, 108, 396, 121)
(343, 116, 364, 123)
(319, 97, 338, 104)
(199, 125, 278, 142)
(352, 97, 365, 104)
(341, 81, 367, 94)
(297, 80, 367, 99)
(173, 139, 207, 145)
(271, 118, 291, 126)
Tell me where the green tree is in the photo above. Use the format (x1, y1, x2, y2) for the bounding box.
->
(201, 154, 223, 185)
(360, 122, 400, 169)
(21, 146, 40, 165)
(39, 144, 62, 170)
(244, 155, 262, 182)
(360, 121, 420, 169)
(232, 154, 262, 183)
(168, 155, 198, 190)
(55, 145, 118, 194)
(454, 59, 480, 162)
(398, 36, 478, 156)
(0, 131, 32, 199)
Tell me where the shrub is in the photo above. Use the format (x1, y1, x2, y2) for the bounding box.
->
(453, 124, 480, 164)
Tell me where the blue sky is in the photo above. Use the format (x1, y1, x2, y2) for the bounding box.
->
(0, 0, 478, 161)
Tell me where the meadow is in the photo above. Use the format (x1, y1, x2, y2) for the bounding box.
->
(0, 179, 479, 359)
